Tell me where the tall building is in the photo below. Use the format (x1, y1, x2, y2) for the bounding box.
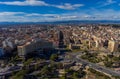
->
(17, 40, 53, 57)
(108, 40, 118, 52)
(58, 31, 64, 48)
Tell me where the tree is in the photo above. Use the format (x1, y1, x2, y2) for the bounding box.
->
(113, 56, 119, 61)
(50, 54, 58, 61)
(11, 70, 28, 79)
(104, 61, 113, 67)
(24, 58, 33, 66)
(23, 58, 33, 70)
(60, 76, 66, 79)
(34, 63, 39, 70)
(73, 72, 79, 79)
(41, 65, 50, 77)
(60, 73, 66, 79)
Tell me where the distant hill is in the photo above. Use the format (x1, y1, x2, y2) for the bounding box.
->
(0, 20, 120, 25)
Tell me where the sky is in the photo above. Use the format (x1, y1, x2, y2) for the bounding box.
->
(0, 0, 120, 22)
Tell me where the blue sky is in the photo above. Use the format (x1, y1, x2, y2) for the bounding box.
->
(0, 0, 120, 22)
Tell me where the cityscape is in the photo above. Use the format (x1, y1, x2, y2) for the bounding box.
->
(0, 0, 120, 79)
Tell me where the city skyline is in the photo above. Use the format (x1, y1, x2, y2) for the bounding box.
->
(0, 0, 120, 22)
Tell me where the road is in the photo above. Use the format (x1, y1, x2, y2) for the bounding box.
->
(0, 66, 21, 76)
(62, 52, 120, 77)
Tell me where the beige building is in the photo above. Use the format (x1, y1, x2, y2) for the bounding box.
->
(108, 40, 118, 52)
(68, 43, 81, 49)
(17, 40, 53, 57)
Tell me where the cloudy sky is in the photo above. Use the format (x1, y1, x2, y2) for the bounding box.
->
(0, 0, 120, 22)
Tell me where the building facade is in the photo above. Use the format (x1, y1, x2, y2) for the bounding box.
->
(17, 40, 53, 57)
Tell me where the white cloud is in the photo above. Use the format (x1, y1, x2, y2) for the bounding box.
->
(1, 9, 120, 22)
(0, 12, 78, 22)
(0, 12, 25, 16)
(0, 12, 60, 22)
(25, 13, 41, 16)
(102, 0, 116, 6)
(0, 0, 84, 10)
(0, 0, 48, 6)
(53, 3, 84, 10)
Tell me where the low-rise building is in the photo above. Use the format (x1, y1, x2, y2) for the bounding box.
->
(68, 44, 81, 49)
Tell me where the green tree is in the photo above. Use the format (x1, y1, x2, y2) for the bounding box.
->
(50, 54, 58, 61)
(73, 72, 79, 79)
(11, 70, 28, 79)
(23, 58, 33, 70)
(104, 61, 113, 67)
(60, 76, 66, 79)
(41, 65, 50, 76)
